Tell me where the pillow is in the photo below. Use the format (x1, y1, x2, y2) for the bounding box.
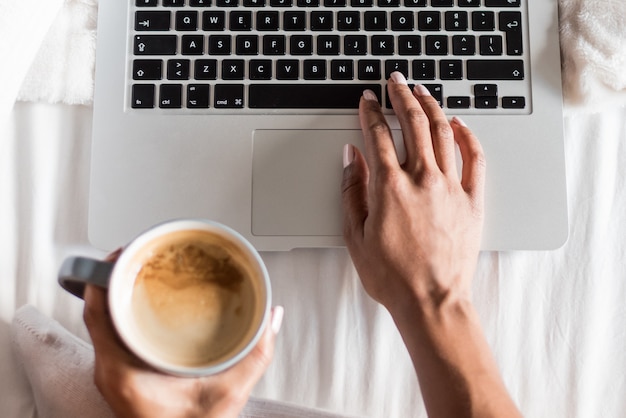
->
(559, 0, 626, 113)
(10, 305, 354, 418)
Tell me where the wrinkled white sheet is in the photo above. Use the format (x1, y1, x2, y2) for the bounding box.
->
(1, 102, 626, 417)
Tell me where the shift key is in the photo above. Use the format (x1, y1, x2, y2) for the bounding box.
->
(467, 60, 524, 80)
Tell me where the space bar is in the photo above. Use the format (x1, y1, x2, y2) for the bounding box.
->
(249, 84, 382, 109)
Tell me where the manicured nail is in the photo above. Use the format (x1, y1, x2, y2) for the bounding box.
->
(362, 89, 378, 102)
(271, 306, 284, 334)
(343, 143, 355, 168)
(390, 71, 408, 85)
(414, 84, 431, 96)
(451, 116, 468, 127)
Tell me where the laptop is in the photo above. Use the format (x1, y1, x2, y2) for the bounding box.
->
(88, 0, 568, 251)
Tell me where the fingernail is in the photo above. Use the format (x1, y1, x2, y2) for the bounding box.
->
(343, 144, 355, 168)
(362, 89, 378, 102)
(390, 71, 408, 85)
(271, 306, 284, 334)
(414, 84, 431, 96)
(452, 116, 468, 127)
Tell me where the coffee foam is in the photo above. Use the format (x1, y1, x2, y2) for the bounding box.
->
(129, 229, 261, 367)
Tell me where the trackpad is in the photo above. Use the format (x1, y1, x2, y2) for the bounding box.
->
(252, 129, 403, 236)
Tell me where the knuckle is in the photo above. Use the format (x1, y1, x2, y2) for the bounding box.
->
(431, 119, 453, 139)
(404, 107, 428, 125)
(368, 119, 390, 137)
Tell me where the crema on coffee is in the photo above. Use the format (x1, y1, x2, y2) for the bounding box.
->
(129, 229, 261, 367)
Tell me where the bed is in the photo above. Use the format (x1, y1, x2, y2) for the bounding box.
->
(1, 0, 625, 417)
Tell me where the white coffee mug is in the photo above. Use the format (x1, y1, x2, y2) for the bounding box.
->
(58, 219, 271, 377)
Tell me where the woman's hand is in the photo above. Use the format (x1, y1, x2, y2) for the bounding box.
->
(83, 251, 283, 418)
(341, 72, 486, 314)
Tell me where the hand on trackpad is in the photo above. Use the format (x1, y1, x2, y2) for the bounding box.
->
(251, 129, 403, 236)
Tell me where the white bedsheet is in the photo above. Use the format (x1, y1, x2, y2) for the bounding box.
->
(2, 102, 626, 418)
(2, 0, 626, 416)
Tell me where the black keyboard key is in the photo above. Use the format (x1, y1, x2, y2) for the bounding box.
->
(263, 35, 286, 54)
(163, 0, 185, 6)
(499, 11, 521, 32)
(222, 59, 245, 79)
(208, 35, 231, 54)
(502, 96, 525, 108)
(176, 11, 198, 31)
(214, 84, 244, 108)
(133, 60, 163, 80)
(187, 84, 211, 108)
(270, 0, 293, 6)
(372, 35, 394, 55)
(472, 11, 495, 31)
(398, 35, 421, 55)
(384, 59, 409, 79)
(190, 0, 212, 5)
(290, 35, 313, 55)
(391, 11, 414, 31)
(485, 0, 520, 6)
(236, 35, 258, 54)
(182, 35, 204, 54)
(412, 59, 435, 79)
(298, 0, 320, 6)
(404, 0, 426, 6)
(284, 11, 306, 30)
(194, 59, 218, 79)
(134, 35, 177, 55)
(317, 35, 341, 55)
(303, 59, 327, 79)
(458, 0, 480, 6)
(452, 35, 475, 55)
(440, 59, 462, 80)
(249, 59, 273, 79)
(479, 35, 502, 55)
(431, 0, 453, 6)
(137, 0, 158, 6)
(358, 60, 382, 80)
(135, 11, 171, 31)
(344, 35, 368, 55)
(422, 84, 443, 107)
(445, 11, 468, 31)
(324, 0, 346, 6)
(167, 59, 190, 79)
(425, 35, 448, 55)
(337, 12, 361, 31)
(364, 11, 387, 31)
(505, 31, 523, 55)
(276, 59, 299, 79)
(418, 11, 440, 31)
(331, 60, 354, 80)
(244, 0, 266, 5)
(447, 96, 471, 108)
(159, 84, 182, 108)
(230, 11, 252, 30)
(467, 59, 524, 80)
(257, 11, 280, 30)
(216, 0, 239, 6)
(131, 84, 155, 108)
(248, 84, 381, 108)
(351, 0, 373, 6)
(378, 0, 400, 6)
(203, 11, 225, 30)
(474, 83, 497, 97)
(475, 96, 498, 108)
(311, 11, 334, 30)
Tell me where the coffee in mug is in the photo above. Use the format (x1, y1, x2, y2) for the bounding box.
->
(58, 219, 271, 377)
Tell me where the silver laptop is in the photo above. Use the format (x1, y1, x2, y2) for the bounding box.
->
(88, 0, 568, 251)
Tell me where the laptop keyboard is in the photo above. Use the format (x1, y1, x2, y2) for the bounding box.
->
(129, 0, 530, 114)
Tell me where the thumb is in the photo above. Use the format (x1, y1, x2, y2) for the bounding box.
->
(341, 144, 369, 244)
(223, 306, 283, 392)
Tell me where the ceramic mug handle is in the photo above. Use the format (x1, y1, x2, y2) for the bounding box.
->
(58, 257, 114, 299)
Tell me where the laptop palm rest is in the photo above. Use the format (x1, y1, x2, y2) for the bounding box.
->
(251, 129, 403, 237)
